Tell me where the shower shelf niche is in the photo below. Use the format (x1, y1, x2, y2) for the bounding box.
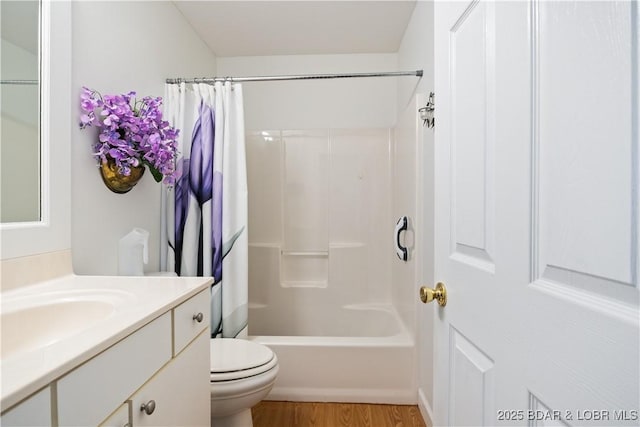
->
(281, 250, 328, 289)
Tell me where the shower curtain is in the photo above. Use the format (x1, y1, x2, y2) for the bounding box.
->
(161, 82, 248, 338)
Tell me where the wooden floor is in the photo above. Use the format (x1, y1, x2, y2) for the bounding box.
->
(252, 401, 426, 427)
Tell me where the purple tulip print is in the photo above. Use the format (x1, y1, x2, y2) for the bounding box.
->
(174, 102, 223, 281)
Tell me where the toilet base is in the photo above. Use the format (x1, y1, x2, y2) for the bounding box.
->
(211, 408, 253, 427)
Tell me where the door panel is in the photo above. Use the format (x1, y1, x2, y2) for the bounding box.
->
(535, 1, 637, 299)
(450, 0, 496, 272)
(449, 327, 495, 427)
(433, 1, 639, 426)
(528, 394, 570, 427)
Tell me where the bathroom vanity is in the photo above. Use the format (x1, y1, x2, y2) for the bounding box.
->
(0, 274, 212, 427)
(0, 2, 213, 424)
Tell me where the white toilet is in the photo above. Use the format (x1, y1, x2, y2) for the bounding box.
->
(210, 338, 279, 427)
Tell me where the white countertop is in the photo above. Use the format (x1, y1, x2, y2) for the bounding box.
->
(0, 274, 212, 410)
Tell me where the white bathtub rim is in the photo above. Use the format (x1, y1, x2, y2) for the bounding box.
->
(249, 332, 414, 348)
(249, 302, 402, 312)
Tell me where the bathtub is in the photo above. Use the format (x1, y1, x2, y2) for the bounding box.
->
(248, 304, 416, 404)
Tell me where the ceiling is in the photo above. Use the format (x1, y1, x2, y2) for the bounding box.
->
(173, 1, 417, 57)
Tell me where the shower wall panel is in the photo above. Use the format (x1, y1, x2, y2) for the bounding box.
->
(283, 131, 329, 252)
(392, 98, 420, 336)
(329, 129, 392, 304)
(247, 128, 393, 309)
(246, 131, 282, 244)
(247, 245, 280, 307)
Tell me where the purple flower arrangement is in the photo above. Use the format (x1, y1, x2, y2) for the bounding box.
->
(79, 87, 179, 185)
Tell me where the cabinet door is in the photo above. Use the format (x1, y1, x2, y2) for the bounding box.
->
(99, 402, 130, 427)
(57, 312, 172, 427)
(0, 387, 51, 427)
(131, 330, 210, 426)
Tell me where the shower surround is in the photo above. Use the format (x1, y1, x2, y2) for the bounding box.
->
(246, 128, 416, 403)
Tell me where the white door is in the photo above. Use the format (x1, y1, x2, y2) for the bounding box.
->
(431, 1, 639, 426)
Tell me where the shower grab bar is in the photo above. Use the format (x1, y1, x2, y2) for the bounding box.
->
(281, 251, 329, 257)
(395, 216, 408, 262)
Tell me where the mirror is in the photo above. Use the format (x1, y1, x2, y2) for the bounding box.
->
(1, 1, 71, 260)
(0, 0, 40, 223)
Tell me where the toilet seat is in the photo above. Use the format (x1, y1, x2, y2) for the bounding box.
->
(210, 338, 277, 382)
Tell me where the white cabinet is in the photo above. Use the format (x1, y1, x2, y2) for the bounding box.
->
(58, 312, 172, 426)
(0, 386, 51, 427)
(99, 288, 210, 427)
(131, 331, 210, 426)
(0, 288, 210, 427)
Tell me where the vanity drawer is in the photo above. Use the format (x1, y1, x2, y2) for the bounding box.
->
(173, 288, 210, 355)
(57, 312, 172, 427)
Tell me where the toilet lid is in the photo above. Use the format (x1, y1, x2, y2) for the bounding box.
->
(210, 338, 274, 373)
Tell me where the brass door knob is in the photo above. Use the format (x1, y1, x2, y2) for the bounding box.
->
(419, 282, 447, 307)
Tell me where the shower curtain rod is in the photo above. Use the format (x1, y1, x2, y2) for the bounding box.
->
(165, 69, 423, 84)
(0, 79, 38, 85)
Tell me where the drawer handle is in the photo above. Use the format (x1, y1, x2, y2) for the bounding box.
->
(193, 312, 204, 323)
(140, 400, 156, 415)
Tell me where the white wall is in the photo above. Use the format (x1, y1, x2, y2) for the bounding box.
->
(217, 54, 398, 130)
(396, 0, 436, 423)
(398, 1, 434, 115)
(71, 2, 217, 275)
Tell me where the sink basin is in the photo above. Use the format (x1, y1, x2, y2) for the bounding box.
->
(1, 289, 133, 359)
(1, 301, 114, 359)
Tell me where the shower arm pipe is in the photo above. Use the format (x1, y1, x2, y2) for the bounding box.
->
(165, 70, 423, 85)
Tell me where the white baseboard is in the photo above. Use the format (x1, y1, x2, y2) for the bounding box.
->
(266, 386, 416, 405)
(418, 388, 434, 427)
